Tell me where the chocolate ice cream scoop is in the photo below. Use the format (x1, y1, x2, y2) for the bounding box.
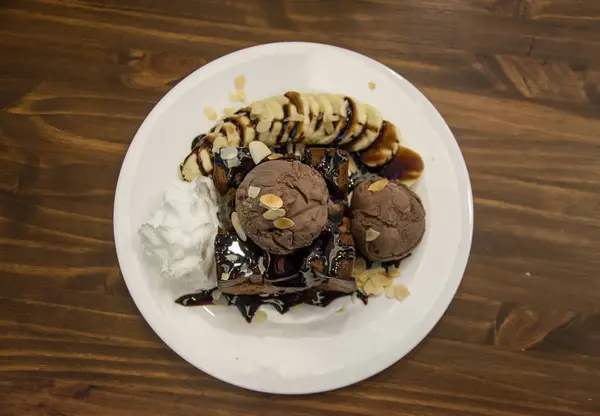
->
(350, 178, 425, 262)
(235, 160, 329, 254)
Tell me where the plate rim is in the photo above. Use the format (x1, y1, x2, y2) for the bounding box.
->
(113, 41, 474, 394)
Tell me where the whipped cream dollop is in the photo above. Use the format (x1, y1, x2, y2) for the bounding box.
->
(139, 177, 219, 286)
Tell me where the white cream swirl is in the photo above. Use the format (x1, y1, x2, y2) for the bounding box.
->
(139, 177, 218, 286)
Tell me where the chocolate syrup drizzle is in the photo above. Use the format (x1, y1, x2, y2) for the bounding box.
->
(175, 288, 368, 323)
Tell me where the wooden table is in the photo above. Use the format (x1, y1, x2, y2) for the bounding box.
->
(1, 1, 599, 415)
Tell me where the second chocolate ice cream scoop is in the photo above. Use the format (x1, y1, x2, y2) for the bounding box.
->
(350, 178, 425, 262)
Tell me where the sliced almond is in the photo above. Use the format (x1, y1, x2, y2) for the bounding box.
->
(368, 276, 383, 291)
(381, 277, 394, 288)
(234, 75, 246, 90)
(363, 279, 377, 296)
(348, 156, 358, 174)
(256, 118, 271, 134)
(387, 266, 401, 278)
(223, 107, 235, 116)
(251, 102, 265, 115)
(258, 257, 266, 275)
(394, 284, 410, 301)
(253, 310, 267, 323)
(224, 123, 236, 136)
(225, 254, 239, 262)
(247, 186, 261, 199)
(199, 149, 213, 173)
(385, 287, 395, 298)
(365, 228, 381, 242)
(263, 208, 286, 220)
(203, 106, 217, 120)
(220, 146, 238, 160)
(368, 81, 376, 90)
(371, 284, 384, 296)
(228, 91, 240, 102)
(274, 217, 294, 229)
(226, 158, 240, 168)
(294, 143, 305, 157)
(357, 272, 369, 284)
(212, 135, 228, 154)
(221, 272, 231, 281)
(373, 273, 393, 288)
(259, 194, 283, 210)
(224, 126, 241, 147)
(336, 307, 346, 313)
(249, 140, 272, 163)
(356, 280, 364, 289)
(259, 106, 273, 120)
(237, 89, 247, 102)
(267, 153, 283, 160)
(368, 178, 389, 192)
(289, 113, 305, 122)
(324, 121, 335, 135)
(353, 257, 367, 277)
(231, 211, 247, 242)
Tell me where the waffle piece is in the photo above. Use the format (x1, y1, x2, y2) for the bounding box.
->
(302, 147, 350, 201)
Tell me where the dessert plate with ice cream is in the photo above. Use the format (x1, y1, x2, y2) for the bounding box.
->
(114, 42, 473, 394)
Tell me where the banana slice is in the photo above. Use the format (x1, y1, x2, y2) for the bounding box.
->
(339, 98, 366, 146)
(220, 121, 242, 147)
(284, 91, 310, 142)
(309, 93, 334, 144)
(301, 94, 322, 144)
(327, 95, 354, 145)
(180, 151, 201, 181)
(279, 103, 294, 144)
(180, 137, 215, 181)
(229, 114, 256, 145)
(359, 122, 400, 167)
(345, 103, 383, 152)
(280, 103, 309, 144)
(266, 96, 292, 145)
(313, 94, 343, 145)
(264, 96, 287, 120)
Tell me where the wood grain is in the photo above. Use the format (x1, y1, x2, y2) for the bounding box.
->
(1, 0, 599, 414)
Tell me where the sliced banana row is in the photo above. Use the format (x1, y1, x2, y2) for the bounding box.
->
(181, 92, 401, 181)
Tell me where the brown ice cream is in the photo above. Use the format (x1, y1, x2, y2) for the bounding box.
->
(350, 178, 425, 262)
(235, 160, 329, 254)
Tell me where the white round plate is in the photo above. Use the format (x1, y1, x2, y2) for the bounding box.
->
(114, 42, 473, 394)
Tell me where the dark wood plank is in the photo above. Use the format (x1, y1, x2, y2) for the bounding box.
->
(1, 0, 599, 415)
